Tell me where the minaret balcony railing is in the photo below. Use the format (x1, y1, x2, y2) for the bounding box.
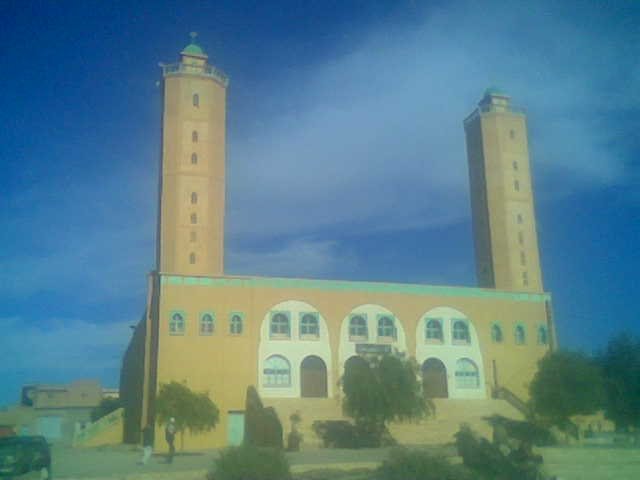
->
(463, 103, 526, 124)
(478, 103, 526, 115)
(160, 62, 229, 87)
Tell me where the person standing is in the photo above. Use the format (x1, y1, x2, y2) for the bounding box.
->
(165, 417, 177, 464)
(140, 424, 153, 465)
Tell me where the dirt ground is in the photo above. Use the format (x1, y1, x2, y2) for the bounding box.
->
(51, 444, 640, 480)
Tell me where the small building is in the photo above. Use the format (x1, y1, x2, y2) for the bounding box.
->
(0, 380, 104, 444)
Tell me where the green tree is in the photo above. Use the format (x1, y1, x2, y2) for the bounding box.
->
(342, 355, 430, 434)
(244, 386, 283, 449)
(156, 381, 220, 449)
(90, 397, 121, 422)
(599, 333, 640, 431)
(529, 350, 604, 428)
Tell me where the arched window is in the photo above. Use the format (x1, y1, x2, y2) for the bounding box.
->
(455, 359, 479, 388)
(189, 252, 196, 264)
(300, 313, 319, 338)
(537, 325, 548, 345)
(191, 192, 198, 204)
(192, 130, 198, 143)
(491, 324, 503, 343)
(200, 313, 214, 335)
(230, 314, 243, 335)
(452, 320, 470, 344)
(270, 312, 290, 338)
(169, 312, 185, 335)
(193, 93, 199, 107)
(425, 318, 443, 342)
(377, 316, 396, 341)
(263, 355, 291, 387)
(191, 153, 198, 165)
(515, 325, 526, 345)
(190, 213, 197, 224)
(349, 315, 368, 340)
(190, 231, 197, 242)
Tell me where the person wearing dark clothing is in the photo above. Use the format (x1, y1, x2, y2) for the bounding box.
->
(165, 417, 176, 464)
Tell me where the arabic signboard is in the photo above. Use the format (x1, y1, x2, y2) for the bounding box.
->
(355, 344, 392, 355)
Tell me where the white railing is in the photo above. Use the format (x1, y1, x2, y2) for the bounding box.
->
(161, 62, 229, 86)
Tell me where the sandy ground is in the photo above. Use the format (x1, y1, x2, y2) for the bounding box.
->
(539, 446, 640, 480)
(50, 444, 640, 480)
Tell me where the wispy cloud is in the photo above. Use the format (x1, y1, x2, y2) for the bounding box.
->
(0, 317, 132, 373)
(227, 238, 356, 279)
(226, 1, 638, 242)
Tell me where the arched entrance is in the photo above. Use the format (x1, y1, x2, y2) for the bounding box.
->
(300, 356, 328, 398)
(422, 358, 448, 398)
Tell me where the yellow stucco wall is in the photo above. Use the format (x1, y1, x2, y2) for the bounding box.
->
(151, 275, 551, 450)
(465, 92, 544, 292)
(158, 53, 227, 277)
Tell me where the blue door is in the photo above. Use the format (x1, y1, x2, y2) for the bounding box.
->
(227, 412, 245, 446)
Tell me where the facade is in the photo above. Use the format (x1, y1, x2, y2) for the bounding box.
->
(120, 38, 555, 449)
(0, 380, 104, 444)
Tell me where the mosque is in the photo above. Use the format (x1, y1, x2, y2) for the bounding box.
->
(120, 37, 555, 449)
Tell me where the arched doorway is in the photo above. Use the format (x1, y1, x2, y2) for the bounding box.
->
(422, 358, 448, 398)
(300, 356, 328, 398)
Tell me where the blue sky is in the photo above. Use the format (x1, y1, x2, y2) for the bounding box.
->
(1, 0, 638, 407)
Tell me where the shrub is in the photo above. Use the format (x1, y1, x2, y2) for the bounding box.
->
(209, 446, 291, 480)
(244, 386, 284, 448)
(455, 424, 551, 480)
(287, 412, 302, 451)
(312, 420, 395, 448)
(375, 448, 474, 480)
(484, 415, 555, 447)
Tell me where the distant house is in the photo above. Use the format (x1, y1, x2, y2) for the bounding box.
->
(0, 380, 106, 444)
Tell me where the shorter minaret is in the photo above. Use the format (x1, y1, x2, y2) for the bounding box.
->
(464, 88, 544, 292)
(157, 34, 228, 276)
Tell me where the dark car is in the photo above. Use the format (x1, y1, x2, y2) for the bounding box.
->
(0, 436, 51, 479)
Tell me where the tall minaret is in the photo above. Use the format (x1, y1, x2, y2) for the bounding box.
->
(157, 34, 228, 276)
(464, 88, 543, 292)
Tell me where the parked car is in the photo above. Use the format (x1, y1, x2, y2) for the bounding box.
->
(0, 436, 51, 479)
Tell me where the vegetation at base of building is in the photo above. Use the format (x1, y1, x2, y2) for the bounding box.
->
(529, 335, 640, 436)
(244, 386, 284, 449)
(312, 420, 396, 449)
(529, 350, 604, 430)
(287, 412, 302, 451)
(599, 333, 640, 432)
(90, 397, 121, 422)
(155, 381, 220, 448)
(341, 355, 431, 445)
(456, 424, 553, 480)
(208, 445, 291, 480)
(374, 447, 474, 480)
(484, 415, 555, 447)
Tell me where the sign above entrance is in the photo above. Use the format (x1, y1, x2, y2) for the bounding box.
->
(356, 344, 392, 355)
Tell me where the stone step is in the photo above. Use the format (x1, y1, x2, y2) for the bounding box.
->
(264, 397, 524, 449)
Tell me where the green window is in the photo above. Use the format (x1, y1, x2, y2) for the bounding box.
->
(169, 312, 185, 335)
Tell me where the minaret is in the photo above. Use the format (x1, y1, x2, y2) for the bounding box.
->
(464, 88, 543, 292)
(157, 34, 228, 276)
